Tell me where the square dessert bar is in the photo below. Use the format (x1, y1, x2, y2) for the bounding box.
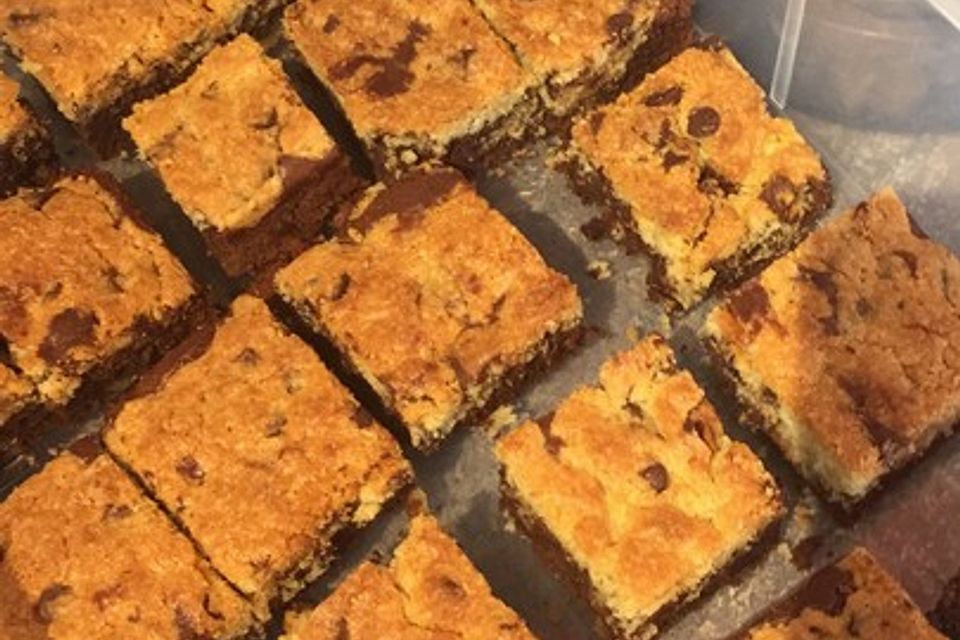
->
(0, 175, 198, 436)
(559, 43, 831, 311)
(471, 0, 692, 119)
(283, 514, 535, 639)
(738, 548, 946, 640)
(703, 188, 960, 506)
(0, 0, 289, 156)
(275, 167, 583, 450)
(0, 452, 256, 639)
(284, 0, 539, 177)
(0, 71, 56, 197)
(496, 335, 782, 639)
(105, 295, 411, 613)
(124, 35, 367, 282)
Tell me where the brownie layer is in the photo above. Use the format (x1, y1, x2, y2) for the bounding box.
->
(0, 71, 57, 196)
(702, 188, 960, 506)
(933, 572, 960, 639)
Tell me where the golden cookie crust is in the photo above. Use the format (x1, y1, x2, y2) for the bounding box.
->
(275, 167, 582, 449)
(283, 515, 534, 639)
(704, 188, 960, 503)
(0, 73, 31, 143)
(496, 335, 781, 638)
(124, 35, 337, 232)
(742, 548, 946, 640)
(0, 176, 194, 406)
(105, 295, 410, 611)
(565, 44, 829, 309)
(0, 453, 255, 639)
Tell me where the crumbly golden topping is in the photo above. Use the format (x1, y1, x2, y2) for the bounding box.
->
(496, 336, 781, 633)
(0, 176, 195, 406)
(0, 0, 276, 122)
(124, 35, 337, 232)
(105, 296, 410, 605)
(0, 453, 255, 639)
(704, 188, 960, 501)
(283, 515, 534, 639)
(275, 168, 582, 447)
(569, 44, 827, 308)
(744, 548, 946, 640)
(0, 73, 31, 143)
(284, 0, 532, 143)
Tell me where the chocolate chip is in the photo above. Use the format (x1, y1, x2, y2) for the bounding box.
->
(450, 45, 477, 76)
(640, 462, 669, 493)
(837, 375, 902, 463)
(330, 20, 431, 98)
(352, 405, 374, 428)
(687, 107, 721, 137)
(798, 266, 840, 335)
(322, 14, 341, 34)
(175, 456, 205, 482)
(643, 86, 683, 107)
(264, 416, 287, 438)
(893, 250, 919, 278)
(697, 164, 738, 197)
(606, 10, 634, 42)
(759, 175, 799, 221)
(35, 584, 72, 623)
(662, 150, 688, 171)
(727, 281, 771, 327)
(234, 347, 260, 366)
(38, 308, 100, 364)
(68, 436, 102, 464)
(536, 412, 565, 456)
(335, 618, 351, 640)
(92, 583, 123, 612)
(684, 407, 722, 453)
(330, 273, 351, 301)
(797, 566, 856, 617)
(8, 10, 43, 27)
(102, 503, 133, 520)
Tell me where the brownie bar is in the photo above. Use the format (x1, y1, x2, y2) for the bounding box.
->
(495, 335, 782, 639)
(283, 0, 540, 177)
(0, 452, 256, 639)
(0, 71, 56, 196)
(124, 35, 367, 282)
(558, 43, 830, 311)
(736, 548, 946, 639)
(283, 514, 535, 639)
(105, 295, 411, 613)
(933, 572, 960, 639)
(0, 0, 290, 157)
(702, 188, 960, 506)
(470, 0, 692, 119)
(0, 175, 199, 438)
(275, 166, 583, 450)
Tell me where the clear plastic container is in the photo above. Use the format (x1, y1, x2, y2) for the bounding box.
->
(696, 0, 960, 252)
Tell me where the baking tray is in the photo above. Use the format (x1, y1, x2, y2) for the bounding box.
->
(2, 8, 959, 639)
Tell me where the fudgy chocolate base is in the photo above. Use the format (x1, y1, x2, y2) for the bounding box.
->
(502, 478, 783, 640)
(557, 147, 832, 314)
(932, 573, 960, 639)
(0, 119, 58, 197)
(200, 151, 368, 288)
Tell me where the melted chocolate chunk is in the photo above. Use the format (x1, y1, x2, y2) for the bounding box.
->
(346, 169, 461, 237)
(684, 402, 722, 453)
(92, 583, 123, 611)
(38, 308, 100, 364)
(175, 455, 205, 482)
(8, 10, 43, 27)
(687, 106, 721, 137)
(450, 45, 477, 76)
(759, 175, 800, 221)
(663, 150, 688, 171)
(35, 584, 72, 623)
(102, 503, 133, 520)
(794, 565, 856, 617)
(728, 280, 771, 327)
(606, 10, 634, 43)
(640, 462, 670, 493)
(323, 14, 341, 34)
(331, 21, 431, 98)
(798, 266, 840, 335)
(643, 85, 683, 107)
(697, 164, 738, 197)
(264, 415, 287, 438)
(330, 273, 352, 301)
(837, 375, 903, 462)
(536, 411, 565, 456)
(68, 436, 103, 463)
(335, 618, 351, 640)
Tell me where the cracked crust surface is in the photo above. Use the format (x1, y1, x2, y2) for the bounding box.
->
(283, 515, 534, 639)
(275, 167, 582, 449)
(0, 176, 195, 407)
(496, 336, 781, 638)
(124, 35, 337, 232)
(0, 0, 282, 124)
(703, 188, 960, 504)
(741, 548, 946, 639)
(565, 44, 828, 309)
(284, 0, 535, 172)
(105, 295, 410, 610)
(0, 453, 255, 639)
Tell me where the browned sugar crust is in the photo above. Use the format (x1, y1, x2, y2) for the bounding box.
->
(0, 175, 197, 428)
(0, 0, 290, 157)
(0, 453, 256, 639)
(275, 167, 583, 450)
(105, 296, 411, 613)
(283, 514, 535, 639)
(738, 548, 946, 639)
(124, 34, 366, 280)
(703, 188, 960, 506)
(0, 72, 56, 196)
(471, 0, 692, 118)
(561, 43, 830, 310)
(284, 0, 539, 177)
(496, 336, 782, 639)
